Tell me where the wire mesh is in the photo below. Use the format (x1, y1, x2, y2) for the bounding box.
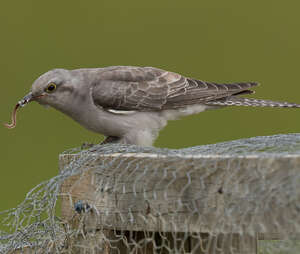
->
(1, 134, 300, 253)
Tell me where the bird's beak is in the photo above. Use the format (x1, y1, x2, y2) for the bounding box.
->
(18, 92, 34, 107)
(18, 92, 45, 107)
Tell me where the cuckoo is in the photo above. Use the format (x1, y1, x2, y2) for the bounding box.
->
(4, 66, 300, 146)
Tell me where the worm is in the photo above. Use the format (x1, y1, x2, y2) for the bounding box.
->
(3, 104, 20, 129)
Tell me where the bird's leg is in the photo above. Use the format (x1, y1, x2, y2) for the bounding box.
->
(81, 136, 121, 150)
(100, 136, 121, 145)
(81, 142, 95, 150)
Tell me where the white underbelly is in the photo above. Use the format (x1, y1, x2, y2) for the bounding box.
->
(161, 104, 210, 120)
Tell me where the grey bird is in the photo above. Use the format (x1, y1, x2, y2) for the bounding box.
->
(4, 66, 300, 146)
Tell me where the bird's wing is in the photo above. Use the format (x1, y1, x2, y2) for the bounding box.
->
(91, 66, 258, 111)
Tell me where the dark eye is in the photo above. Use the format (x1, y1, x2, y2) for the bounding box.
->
(46, 83, 57, 93)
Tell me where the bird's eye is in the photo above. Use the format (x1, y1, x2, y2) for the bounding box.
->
(46, 83, 57, 93)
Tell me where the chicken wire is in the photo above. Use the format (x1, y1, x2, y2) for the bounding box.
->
(1, 134, 300, 254)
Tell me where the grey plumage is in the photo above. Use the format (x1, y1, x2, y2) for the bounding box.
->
(6, 66, 300, 146)
(91, 66, 259, 110)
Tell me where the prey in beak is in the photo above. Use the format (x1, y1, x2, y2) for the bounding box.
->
(4, 92, 44, 129)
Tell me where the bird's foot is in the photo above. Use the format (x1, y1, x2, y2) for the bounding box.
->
(100, 136, 121, 145)
(81, 142, 95, 150)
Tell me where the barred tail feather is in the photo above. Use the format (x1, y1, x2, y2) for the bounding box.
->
(206, 97, 300, 108)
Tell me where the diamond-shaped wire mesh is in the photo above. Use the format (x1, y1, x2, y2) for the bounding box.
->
(1, 134, 300, 253)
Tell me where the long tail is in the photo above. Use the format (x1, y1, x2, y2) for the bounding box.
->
(206, 97, 300, 108)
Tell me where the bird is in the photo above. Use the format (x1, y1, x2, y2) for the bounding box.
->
(4, 66, 300, 146)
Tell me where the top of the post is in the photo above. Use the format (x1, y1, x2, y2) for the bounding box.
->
(61, 133, 300, 159)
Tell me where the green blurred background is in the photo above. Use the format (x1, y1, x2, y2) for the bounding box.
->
(1, 1, 300, 212)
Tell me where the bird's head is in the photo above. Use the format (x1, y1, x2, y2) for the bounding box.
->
(20, 69, 74, 108)
(4, 69, 80, 129)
